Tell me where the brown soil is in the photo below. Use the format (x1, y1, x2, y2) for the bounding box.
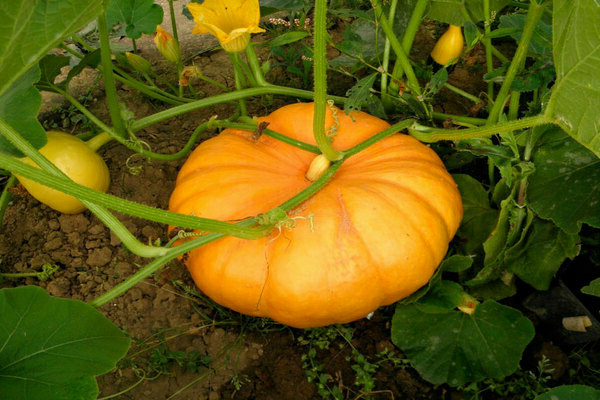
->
(0, 13, 570, 400)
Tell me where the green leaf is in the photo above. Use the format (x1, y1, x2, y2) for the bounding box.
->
(106, 0, 164, 40)
(269, 31, 309, 48)
(528, 126, 600, 234)
(453, 174, 499, 254)
(440, 254, 474, 273)
(546, 0, 600, 157)
(344, 73, 377, 115)
(65, 49, 101, 87)
(37, 54, 70, 90)
(415, 280, 467, 314)
(428, 0, 511, 25)
(535, 385, 600, 400)
(504, 218, 580, 290)
(581, 278, 600, 297)
(391, 300, 535, 386)
(0, 0, 102, 96)
(0, 286, 131, 400)
(0, 66, 46, 157)
(463, 21, 481, 51)
(259, 0, 306, 15)
(498, 13, 552, 58)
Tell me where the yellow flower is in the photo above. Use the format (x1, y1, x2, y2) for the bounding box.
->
(154, 26, 181, 64)
(187, 0, 265, 53)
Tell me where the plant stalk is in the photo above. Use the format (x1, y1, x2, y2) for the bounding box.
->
(409, 114, 551, 142)
(97, 5, 127, 139)
(245, 42, 269, 86)
(372, 0, 422, 96)
(388, 0, 428, 98)
(487, 0, 546, 123)
(313, 0, 343, 161)
(380, 0, 399, 106)
(132, 85, 349, 132)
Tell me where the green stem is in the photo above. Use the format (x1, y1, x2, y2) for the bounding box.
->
(89, 234, 222, 307)
(230, 52, 248, 116)
(97, 6, 127, 139)
(431, 112, 486, 126)
(388, 0, 428, 96)
(245, 42, 269, 86)
(0, 175, 16, 225)
(130, 85, 348, 134)
(216, 121, 320, 154)
(443, 82, 482, 104)
(110, 69, 187, 105)
(409, 113, 551, 142)
(167, 0, 184, 97)
(199, 75, 229, 91)
(70, 33, 95, 53)
(380, 0, 399, 106)
(487, 0, 546, 123)
(148, 70, 178, 93)
(85, 131, 114, 152)
(508, 91, 521, 120)
(313, 0, 343, 161)
(0, 272, 41, 278)
(372, 0, 422, 96)
(53, 86, 205, 162)
(483, 0, 495, 105)
(343, 120, 414, 158)
(237, 53, 258, 88)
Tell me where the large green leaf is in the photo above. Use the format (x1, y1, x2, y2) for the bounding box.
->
(0, 0, 102, 96)
(504, 218, 580, 290)
(106, 0, 164, 40)
(0, 66, 46, 156)
(528, 126, 600, 234)
(535, 385, 600, 400)
(0, 286, 130, 400)
(428, 0, 511, 25)
(391, 300, 534, 387)
(453, 174, 499, 254)
(545, 0, 600, 157)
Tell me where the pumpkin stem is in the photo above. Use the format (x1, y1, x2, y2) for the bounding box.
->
(305, 154, 331, 182)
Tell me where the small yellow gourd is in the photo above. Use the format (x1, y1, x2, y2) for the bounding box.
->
(430, 25, 464, 67)
(16, 131, 110, 214)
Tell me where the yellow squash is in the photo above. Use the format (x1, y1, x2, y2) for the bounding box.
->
(17, 131, 110, 214)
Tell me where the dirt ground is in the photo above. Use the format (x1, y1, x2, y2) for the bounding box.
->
(0, 4, 590, 399)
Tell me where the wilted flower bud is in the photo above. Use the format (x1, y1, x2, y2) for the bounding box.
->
(179, 65, 203, 86)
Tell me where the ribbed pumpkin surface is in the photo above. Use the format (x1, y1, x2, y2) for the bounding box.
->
(169, 103, 463, 328)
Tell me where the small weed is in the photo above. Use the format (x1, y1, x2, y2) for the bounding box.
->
(298, 325, 396, 399)
(459, 355, 555, 400)
(229, 373, 250, 391)
(42, 90, 95, 130)
(119, 330, 211, 379)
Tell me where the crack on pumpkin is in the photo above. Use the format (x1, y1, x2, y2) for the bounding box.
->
(255, 244, 270, 312)
(336, 189, 357, 235)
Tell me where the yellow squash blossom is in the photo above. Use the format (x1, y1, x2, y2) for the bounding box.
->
(154, 26, 181, 64)
(187, 0, 265, 53)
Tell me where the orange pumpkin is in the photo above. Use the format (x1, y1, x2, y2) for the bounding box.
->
(168, 103, 463, 328)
